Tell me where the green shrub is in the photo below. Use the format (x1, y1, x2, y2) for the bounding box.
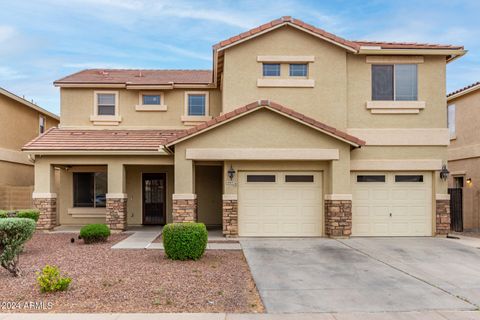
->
(163, 223, 208, 260)
(79, 224, 111, 244)
(36, 265, 71, 293)
(0, 210, 7, 219)
(0, 218, 36, 276)
(16, 209, 40, 222)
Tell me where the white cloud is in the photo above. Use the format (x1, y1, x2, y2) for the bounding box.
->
(0, 66, 26, 80)
(63, 62, 133, 69)
(160, 44, 211, 62)
(0, 25, 15, 43)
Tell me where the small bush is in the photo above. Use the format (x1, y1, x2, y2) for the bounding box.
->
(80, 224, 111, 244)
(163, 223, 208, 260)
(36, 265, 71, 293)
(0, 210, 7, 219)
(16, 209, 40, 222)
(0, 218, 36, 276)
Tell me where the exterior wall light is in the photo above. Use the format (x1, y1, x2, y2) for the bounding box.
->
(440, 165, 449, 181)
(467, 178, 472, 185)
(227, 165, 236, 181)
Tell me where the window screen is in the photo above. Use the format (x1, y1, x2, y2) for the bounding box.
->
(372, 65, 394, 100)
(357, 175, 386, 182)
(97, 93, 116, 115)
(263, 64, 280, 76)
(395, 175, 423, 182)
(247, 175, 276, 182)
(73, 172, 107, 208)
(395, 64, 417, 101)
(188, 94, 206, 116)
(448, 104, 456, 137)
(285, 175, 314, 182)
(143, 95, 161, 105)
(289, 64, 308, 77)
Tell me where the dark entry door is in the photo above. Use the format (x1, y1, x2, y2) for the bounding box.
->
(448, 187, 463, 232)
(142, 173, 166, 225)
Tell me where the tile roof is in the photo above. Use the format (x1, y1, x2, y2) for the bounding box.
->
(165, 100, 366, 147)
(213, 16, 464, 51)
(23, 128, 185, 151)
(54, 69, 212, 85)
(447, 81, 480, 98)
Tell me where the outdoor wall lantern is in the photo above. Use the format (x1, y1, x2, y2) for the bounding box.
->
(440, 165, 450, 181)
(227, 165, 236, 181)
(467, 178, 472, 185)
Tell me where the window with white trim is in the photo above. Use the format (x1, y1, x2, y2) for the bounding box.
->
(263, 63, 280, 77)
(289, 64, 308, 77)
(96, 92, 117, 116)
(448, 104, 456, 138)
(142, 94, 161, 105)
(39, 115, 46, 134)
(372, 64, 418, 101)
(187, 93, 207, 116)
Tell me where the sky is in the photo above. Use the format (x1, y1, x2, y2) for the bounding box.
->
(0, 0, 478, 115)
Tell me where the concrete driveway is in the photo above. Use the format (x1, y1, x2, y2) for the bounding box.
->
(241, 237, 480, 314)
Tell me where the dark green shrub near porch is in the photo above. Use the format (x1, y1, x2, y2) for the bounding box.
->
(80, 224, 111, 244)
(16, 209, 40, 222)
(163, 223, 208, 260)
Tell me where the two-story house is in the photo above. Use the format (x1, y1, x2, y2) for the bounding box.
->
(447, 82, 480, 232)
(0, 87, 59, 210)
(23, 17, 465, 237)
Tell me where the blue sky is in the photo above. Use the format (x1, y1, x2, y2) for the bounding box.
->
(0, 0, 478, 114)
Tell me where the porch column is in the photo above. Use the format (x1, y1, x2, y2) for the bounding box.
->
(324, 150, 352, 238)
(32, 159, 57, 230)
(173, 149, 197, 222)
(435, 172, 450, 236)
(222, 194, 238, 237)
(106, 163, 127, 231)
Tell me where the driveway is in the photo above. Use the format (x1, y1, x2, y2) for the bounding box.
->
(241, 237, 480, 313)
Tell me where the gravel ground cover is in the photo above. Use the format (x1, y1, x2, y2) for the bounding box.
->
(0, 232, 264, 313)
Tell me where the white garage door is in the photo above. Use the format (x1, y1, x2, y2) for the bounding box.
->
(352, 172, 432, 236)
(238, 171, 323, 237)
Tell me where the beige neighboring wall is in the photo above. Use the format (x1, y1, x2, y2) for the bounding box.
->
(347, 55, 447, 128)
(196, 165, 223, 226)
(60, 88, 221, 129)
(222, 26, 348, 129)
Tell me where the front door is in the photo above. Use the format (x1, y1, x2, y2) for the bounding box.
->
(142, 173, 166, 225)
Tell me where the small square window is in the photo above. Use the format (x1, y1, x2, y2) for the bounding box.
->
(357, 175, 385, 182)
(188, 94, 206, 116)
(263, 64, 280, 77)
(143, 95, 161, 105)
(247, 175, 276, 182)
(97, 93, 116, 116)
(395, 175, 423, 182)
(454, 176, 464, 188)
(289, 64, 308, 77)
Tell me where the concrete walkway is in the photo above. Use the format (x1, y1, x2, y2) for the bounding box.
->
(111, 226, 162, 249)
(1, 310, 480, 319)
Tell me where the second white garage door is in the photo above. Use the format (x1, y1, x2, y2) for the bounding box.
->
(352, 172, 432, 236)
(238, 171, 323, 237)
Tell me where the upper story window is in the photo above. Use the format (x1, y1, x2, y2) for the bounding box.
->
(372, 64, 417, 101)
(289, 64, 308, 77)
(39, 115, 46, 134)
(96, 92, 117, 115)
(448, 104, 456, 139)
(143, 94, 161, 105)
(188, 94, 206, 116)
(182, 91, 211, 124)
(263, 63, 280, 77)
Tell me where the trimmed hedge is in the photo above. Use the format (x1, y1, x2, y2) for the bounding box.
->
(0, 218, 36, 276)
(163, 223, 208, 260)
(16, 209, 40, 222)
(79, 224, 111, 244)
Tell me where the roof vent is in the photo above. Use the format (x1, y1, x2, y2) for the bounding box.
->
(100, 70, 109, 76)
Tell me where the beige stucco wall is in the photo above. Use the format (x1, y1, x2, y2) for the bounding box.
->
(347, 55, 447, 128)
(60, 88, 222, 129)
(0, 161, 34, 186)
(222, 26, 348, 129)
(448, 90, 480, 148)
(173, 109, 351, 195)
(196, 165, 222, 226)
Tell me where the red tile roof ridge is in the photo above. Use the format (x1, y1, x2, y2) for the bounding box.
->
(447, 81, 480, 97)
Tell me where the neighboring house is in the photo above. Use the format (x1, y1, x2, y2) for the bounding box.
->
(447, 82, 480, 231)
(23, 16, 465, 237)
(0, 87, 59, 209)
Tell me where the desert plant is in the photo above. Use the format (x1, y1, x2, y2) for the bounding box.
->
(16, 209, 40, 222)
(163, 223, 208, 260)
(0, 210, 7, 219)
(79, 224, 111, 244)
(0, 218, 36, 276)
(36, 265, 71, 293)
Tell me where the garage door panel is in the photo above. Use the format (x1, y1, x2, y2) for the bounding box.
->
(352, 172, 432, 237)
(239, 171, 323, 237)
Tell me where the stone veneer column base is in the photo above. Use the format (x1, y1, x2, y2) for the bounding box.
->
(172, 194, 197, 223)
(223, 196, 238, 237)
(325, 200, 352, 238)
(33, 197, 57, 230)
(436, 199, 450, 236)
(106, 197, 127, 231)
